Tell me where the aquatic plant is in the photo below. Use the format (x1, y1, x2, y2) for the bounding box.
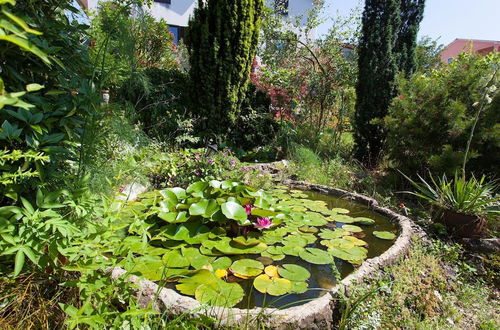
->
(117, 181, 396, 307)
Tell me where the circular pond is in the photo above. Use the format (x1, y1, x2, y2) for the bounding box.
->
(117, 181, 398, 310)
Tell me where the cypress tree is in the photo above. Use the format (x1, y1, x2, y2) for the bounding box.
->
(185, 0, 264, 137)
(395, 0, 426, 75)
(354, 0, 401, 165)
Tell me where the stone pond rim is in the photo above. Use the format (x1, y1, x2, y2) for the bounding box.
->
(111, 180, 419, 329)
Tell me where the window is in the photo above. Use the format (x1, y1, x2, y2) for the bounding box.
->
(169, 25, 186, 44)
(275, 0, 289, 16)
(154, 0, 171, 4)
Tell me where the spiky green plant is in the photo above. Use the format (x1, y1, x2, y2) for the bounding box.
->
(402, 171, 499, 217)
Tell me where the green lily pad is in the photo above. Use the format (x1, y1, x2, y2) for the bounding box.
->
(353, 217, 376, 225)
(260, 251, 286, 260)
(290, 281, 308, 294)
(299, 248, 334, 265)
(282, 245, 305, 256)
(320, 238, 355, 250)
(176, 269, 216, 295)
(278, 264, 311, 281)
(229, 259, 264, 277)
(319, 228, 348, 239)
(251, 208, 278, 217)
(332, 208, 350, 214)
(343, 236, 367, 246)
(232, 236, 261, 247)
(283, 235, 308, 247)
(221, 201, 248, 223)
(328, 214, 357, 223)
(180, 247, 215, 269)
(162, 250, 190, 268)
(373, 231, 397, 240)
(253, 275, 292, 296)
(212, 257, 232, 270)
(342, 225, 363, 233)
(214, 239, 268, 255)
(299, 225, 319, 234)
(329, 246, 368, 263)
(195, 282, 244, 307)
(189, 199, 219, 218)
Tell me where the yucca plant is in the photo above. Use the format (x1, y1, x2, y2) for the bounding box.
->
(401, 171, 499, 217)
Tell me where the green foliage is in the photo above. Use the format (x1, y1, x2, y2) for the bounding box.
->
(384, 52, 500, 176)
(119, 67, 198, 145)
(147, 148, 240, 189)
(89, 0, 178, 90)
(415, 36, 444, 73)
(394, 0, 426, 75)
(185, 0, 264, 136)
(402, 171, 499, 217)
(100, 181, 383, 307)
(354, 0, 401, 165)
(0, 0, 98, 202)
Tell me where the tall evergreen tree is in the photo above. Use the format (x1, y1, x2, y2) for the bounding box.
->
(185, 0, 264, 137)
(395, 0, 426, 75)
(354, 0, 401, 165)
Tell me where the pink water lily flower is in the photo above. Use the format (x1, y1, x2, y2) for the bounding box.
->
(244, 205, 254, 215)
(254, 217, 272, 230)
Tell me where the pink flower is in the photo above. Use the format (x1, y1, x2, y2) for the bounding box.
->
(254, 217, 272, 230)
(244, 205, 254, 215)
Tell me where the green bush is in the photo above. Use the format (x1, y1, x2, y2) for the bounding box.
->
(384, 52, 500, 177)
(147, 148, 240, 189)
(120, 67, 197, 145)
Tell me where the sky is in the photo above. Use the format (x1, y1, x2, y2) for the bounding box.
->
(317, 0, 500, 46)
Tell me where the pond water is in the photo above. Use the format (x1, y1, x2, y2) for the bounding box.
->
(160, 190, 397, 310)
(229, 191, 397, 309)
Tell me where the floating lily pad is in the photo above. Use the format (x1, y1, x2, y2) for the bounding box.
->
(332, 208, 350, 214)
(253, 275, 292, 296)
(353, 217, 376, 225)
(343, 236, 367, 246)
(230, 259, 264, 277)
(221, 202, 248, 223)
(261, 251, 286, 261)
(290, 281, 309, 294)
(329, 246, 368, 264)
(320, 238, 355, 250)
(299, 225, 319, 234)
(232, 236, 261, 247)
(278, 264, 310, 281)
(329, 214, 357, 223)
(342, 225, 363, 233)
(299, 248, 334, 265)
(265, 265, 279, 278)
(282, 244, 305, 256)
(195, 281, 244, 307)
(283, 235, 308, 247)
(162, 250, 190, 268)
(319, 228, 347, 239)
(373, 231, 397, 240)
(211, 257, 232, 270)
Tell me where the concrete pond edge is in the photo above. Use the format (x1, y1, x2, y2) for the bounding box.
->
(109, 180, 422, 329)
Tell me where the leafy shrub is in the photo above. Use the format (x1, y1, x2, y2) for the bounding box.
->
(89, 0, 178, 90)
(147, 148, 240, 188)
(0, 0, 98, 203)
(383, 52, 500, 177)
(229, 83, 277, 152)
(120, 67, 197, 145)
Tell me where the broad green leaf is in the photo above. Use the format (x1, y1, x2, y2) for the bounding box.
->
(342, 225, 363, 233)
(195, 282, 244, 307)
(278, 264, 310, 281)
(373, 231, 397, 240)
(299, 248, 333, 265)
(253, 275, 292, 296)
(221, 201, 247, 222)
(229, 259, 264, 277)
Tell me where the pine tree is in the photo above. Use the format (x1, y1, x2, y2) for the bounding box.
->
(185, 0, 264, 137)
(354, 0, 401, 165)
(395, 0, 426, 75)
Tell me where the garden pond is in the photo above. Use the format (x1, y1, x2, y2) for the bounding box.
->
(115, 181, 397, 309)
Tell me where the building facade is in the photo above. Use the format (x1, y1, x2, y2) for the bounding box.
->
(440, 39, 500, 63)
(80, 0, 316, 43)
